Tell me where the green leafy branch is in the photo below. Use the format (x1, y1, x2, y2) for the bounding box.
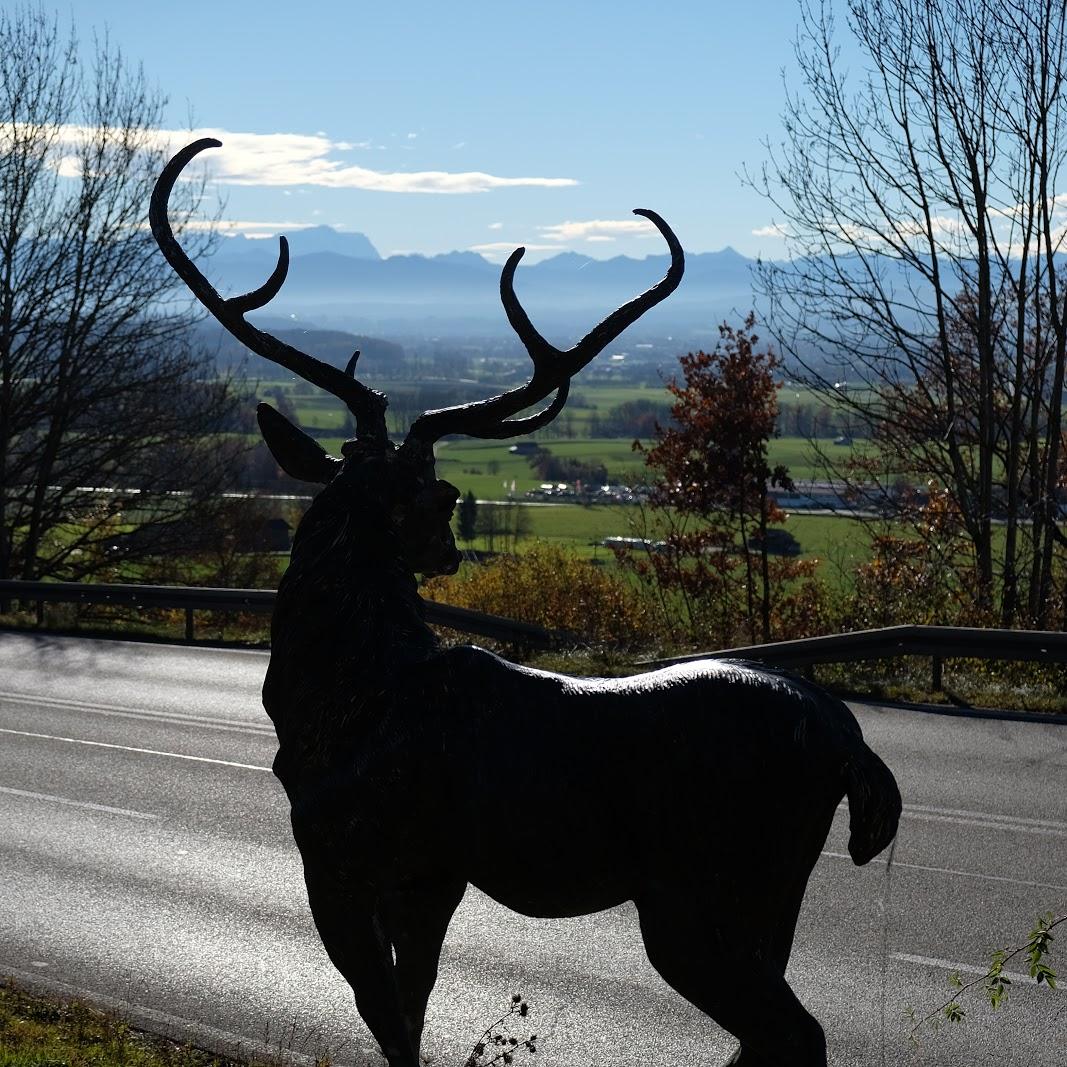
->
(908, 912, 1063, 1036)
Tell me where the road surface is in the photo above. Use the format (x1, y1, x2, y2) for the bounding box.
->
(0, 632, 1063, 1065)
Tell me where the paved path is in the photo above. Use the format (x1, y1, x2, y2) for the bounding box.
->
(0, 633, 1063, 1065)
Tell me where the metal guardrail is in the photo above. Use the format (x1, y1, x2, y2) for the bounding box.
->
(648, 624, 1067, 690)
(2, 582, 1064, 687)
(0, 579, 561, 650)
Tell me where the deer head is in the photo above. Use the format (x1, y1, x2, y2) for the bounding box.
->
(151, 139, 683, 577)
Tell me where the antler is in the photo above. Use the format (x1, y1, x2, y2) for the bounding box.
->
(398, 209, 683, 460)
(150, 139, 389, 445)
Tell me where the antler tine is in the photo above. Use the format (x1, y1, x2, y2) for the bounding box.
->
(150, 139, 388, 443)
(399, 209, 683, 456)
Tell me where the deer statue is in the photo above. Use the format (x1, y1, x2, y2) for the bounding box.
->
(152, 139, 901, 1067)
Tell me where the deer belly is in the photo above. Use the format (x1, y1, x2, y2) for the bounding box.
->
(462, 808, 642, 918)
(469, 869, 632, 919)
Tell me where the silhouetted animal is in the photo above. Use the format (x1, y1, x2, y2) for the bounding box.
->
(153, 139, 902, 1067)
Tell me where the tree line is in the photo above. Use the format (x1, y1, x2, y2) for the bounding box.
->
(0, 10, 248, 585)
(5, 1, 1067, 640)
(753, 0, 1067, 628)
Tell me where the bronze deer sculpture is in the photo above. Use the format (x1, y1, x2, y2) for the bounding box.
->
(152, 139, 901, 1067)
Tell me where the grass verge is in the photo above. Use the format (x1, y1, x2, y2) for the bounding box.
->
(815, 657, 1067, 715)
(0, 979, 274, 1067)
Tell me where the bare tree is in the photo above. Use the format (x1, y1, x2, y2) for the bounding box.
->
(0, 7, 246, 583)
(754, 0, 1067, 625)
(476, 505, 501, 553)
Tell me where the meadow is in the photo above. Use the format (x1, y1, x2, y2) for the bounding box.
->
(254, 375, 877, 577)
(266, 378, 866, 493)
(415, 435, 864, 500)
(450, 501, 872, 574)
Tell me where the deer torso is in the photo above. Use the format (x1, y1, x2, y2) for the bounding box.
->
(265, 504, 861, 915)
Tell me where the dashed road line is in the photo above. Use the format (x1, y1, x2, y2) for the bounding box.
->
(905, 802, 1067, 830)
(0, 690, 273, 735)
(0, 784, 158, 820)
(903, 809, 1067, 837)
(820, 850, 1067, 892)
(836, 799, 1067, 837)
(0, 727, 272, 772)
(891, 952, 1042, 986)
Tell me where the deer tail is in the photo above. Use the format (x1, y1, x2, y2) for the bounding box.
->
(843, 741, 902, 866)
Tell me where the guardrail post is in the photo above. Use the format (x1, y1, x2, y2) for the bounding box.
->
(931, 655, 943, 692)
(185, 607, 194, 642)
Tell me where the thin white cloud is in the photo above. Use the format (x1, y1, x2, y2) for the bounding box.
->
(752, 223, 788, 238)
(182, 219, 319, 237)
(538, 218, 655, 242)
(45, 125, 579, 195)
(488, 222, 503, 230)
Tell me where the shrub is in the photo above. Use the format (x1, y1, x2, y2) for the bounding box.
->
(423, 543, 655, 648)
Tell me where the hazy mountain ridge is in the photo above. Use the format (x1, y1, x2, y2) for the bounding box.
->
(198, 320, 406, 373)
(218, 225, 381, 261)
(208, 226, 759, 335)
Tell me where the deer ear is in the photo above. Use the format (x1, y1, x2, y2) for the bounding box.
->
(256, 403, 342, 485)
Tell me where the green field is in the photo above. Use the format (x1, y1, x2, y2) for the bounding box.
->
(455, 501, 872, 572)
(432, 437, 646, 499)
(257, 373, 868, 491)
(430, 435, 867, 500)
(256, 375, 876, 574)
(303, 430, 870, 527)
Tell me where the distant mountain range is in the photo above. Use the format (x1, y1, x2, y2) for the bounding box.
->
(208, 226, 761, 339)
(219, 226, 381, 262)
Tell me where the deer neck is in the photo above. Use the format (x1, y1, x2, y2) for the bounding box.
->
(279, 491, 438, 664)
(263, 490, 438, 779)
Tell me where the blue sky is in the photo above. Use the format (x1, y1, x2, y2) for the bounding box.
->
(76, 0, 802, 261)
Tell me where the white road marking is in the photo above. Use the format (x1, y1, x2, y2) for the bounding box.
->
(0, 727, 272, 772)
(903, 810, 1067, 837)
(0, 784, 159, 820)
(905, 802, 1067, 831)
(891, 952, 1043, 986)
(0, 690, 274, 735)
(837, 800, 1067, 837)
(820, 850, 1067, 892)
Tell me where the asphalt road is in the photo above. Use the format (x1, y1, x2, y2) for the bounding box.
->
(0, 632, 1063, 1066)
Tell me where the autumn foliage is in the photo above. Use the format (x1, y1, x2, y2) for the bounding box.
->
(422, 543, 654, 648)
(618, 314, 812, 646)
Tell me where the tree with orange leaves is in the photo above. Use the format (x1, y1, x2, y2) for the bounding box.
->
(628, 314, 795, 644)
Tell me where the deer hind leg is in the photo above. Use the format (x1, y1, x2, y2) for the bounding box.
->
(380, 878, 467, 1054)
(723, 804, 837, 1064)
(636, 891, 827, 1067)
(303, 875, 418, 1067)
(720, 873, 814, 1064)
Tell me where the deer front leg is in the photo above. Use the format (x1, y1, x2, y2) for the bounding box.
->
(380, 878, 467, 1053)
(304, 875, 418, 1067)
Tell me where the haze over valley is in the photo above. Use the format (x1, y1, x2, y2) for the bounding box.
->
(208, 225, 758, 343)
